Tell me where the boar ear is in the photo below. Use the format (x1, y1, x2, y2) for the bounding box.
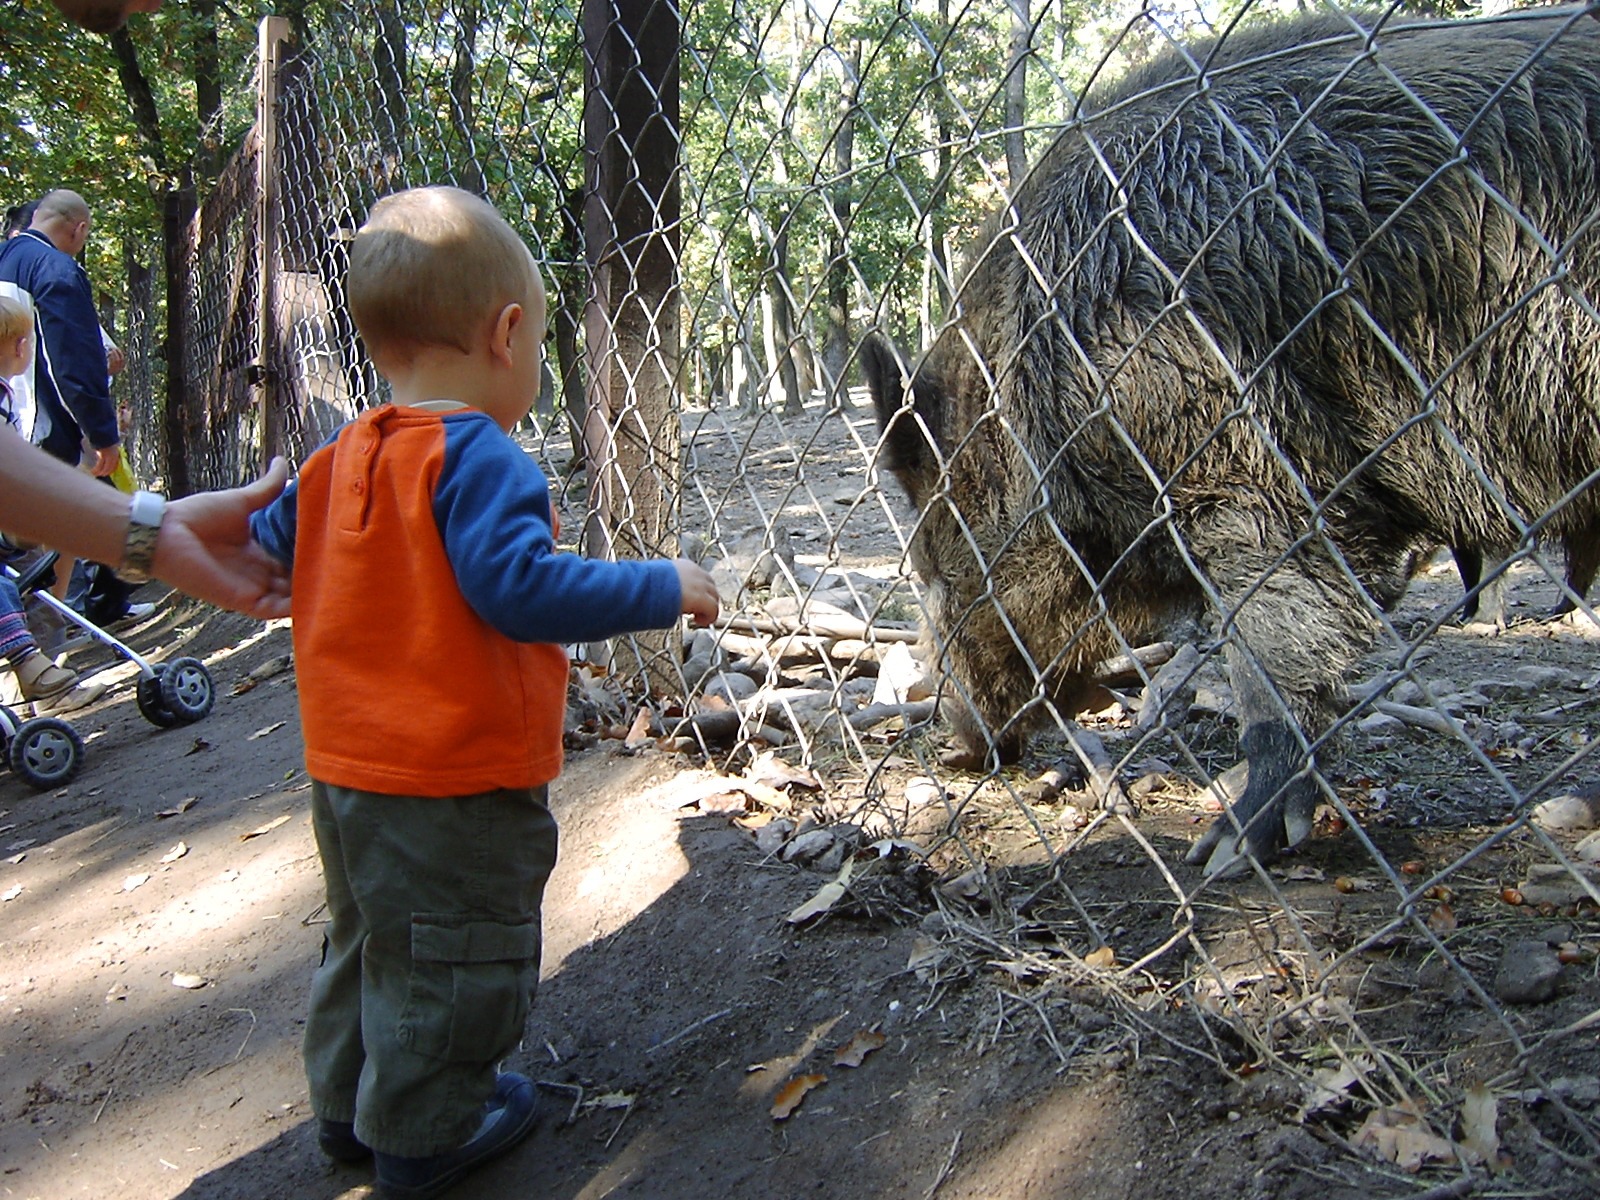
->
(861, 333, 936, 482)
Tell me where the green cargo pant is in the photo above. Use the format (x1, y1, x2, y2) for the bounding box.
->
(303, 779, 558, 1157)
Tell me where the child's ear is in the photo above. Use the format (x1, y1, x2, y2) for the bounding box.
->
(491, 302, 524, 366)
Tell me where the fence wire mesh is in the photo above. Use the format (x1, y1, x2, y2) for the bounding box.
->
(141, 0, 1600, 1182)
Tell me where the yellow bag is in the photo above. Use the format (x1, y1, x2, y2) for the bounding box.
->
(109, 448, 135, 495)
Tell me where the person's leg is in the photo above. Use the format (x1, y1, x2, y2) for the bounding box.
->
(303, 780, 369, 1139)
(323, 783, 557, 1159)
(0, 575, 91, 705)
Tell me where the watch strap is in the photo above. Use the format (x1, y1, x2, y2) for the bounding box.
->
(117, 489, 166, 583)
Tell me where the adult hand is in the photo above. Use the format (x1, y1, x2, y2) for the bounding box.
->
(153, 458, 293, 620)
(105, 344, 126, 376)
(90, 444, 121, 477)
(673, 558, 721, 628)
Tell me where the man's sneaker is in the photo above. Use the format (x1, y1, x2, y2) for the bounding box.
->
(15, 652, 79, 702)
(373, 1073, 542, 1200)
(318, 1119, 371, 1163)
(109, 601, 157, 629)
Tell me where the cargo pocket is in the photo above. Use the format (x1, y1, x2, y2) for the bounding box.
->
(395, 914, 541, 1062)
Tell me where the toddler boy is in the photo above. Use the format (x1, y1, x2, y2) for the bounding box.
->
(251, 186, 719, 1200)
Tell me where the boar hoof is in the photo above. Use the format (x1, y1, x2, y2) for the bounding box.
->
(939, 745, 984, 770)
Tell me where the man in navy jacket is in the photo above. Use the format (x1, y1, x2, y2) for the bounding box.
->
(0, 189, 143, 625)
(0, 190, 120, 471)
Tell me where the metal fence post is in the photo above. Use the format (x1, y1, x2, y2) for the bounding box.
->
(256, 15, 290, 470)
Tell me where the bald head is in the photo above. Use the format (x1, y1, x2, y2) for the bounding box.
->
(33, 190, 92, 256)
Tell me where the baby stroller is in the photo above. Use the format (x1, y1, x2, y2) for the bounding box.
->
(0, 550, 216, 790)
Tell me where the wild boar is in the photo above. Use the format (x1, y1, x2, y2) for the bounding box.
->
(863, 8, 1600, 874)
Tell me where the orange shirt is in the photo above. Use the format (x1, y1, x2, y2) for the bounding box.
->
(252, 405, 682, 796)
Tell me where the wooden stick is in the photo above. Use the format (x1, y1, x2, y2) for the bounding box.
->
(717, 613, 920, 643)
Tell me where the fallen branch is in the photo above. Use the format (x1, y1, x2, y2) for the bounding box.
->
(718, 613, 920, 643)
(1373, 700, 1462, 738)
(848, 699, 938, 731)
(1065, 724, 1132, 813)
(1089, 641, 1177, 685)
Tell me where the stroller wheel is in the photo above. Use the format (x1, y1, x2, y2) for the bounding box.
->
(159, 657, 215, 724)
(0, 703, 21, 752)
(10, 717, 85, 790)
(137, 665, 182, 728)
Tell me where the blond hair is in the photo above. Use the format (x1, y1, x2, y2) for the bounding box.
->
(0, 290, 33, 343)
(348, 186, 537, 357)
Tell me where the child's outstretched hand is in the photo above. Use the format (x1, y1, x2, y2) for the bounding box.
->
(674, 558, 721, 628)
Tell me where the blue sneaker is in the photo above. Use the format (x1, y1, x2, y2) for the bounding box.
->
(317, 1119, 370, 1163)
(374, 1073, 542, 1199)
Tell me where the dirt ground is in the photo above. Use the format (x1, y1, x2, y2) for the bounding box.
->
(3, 398, 1599, 1200)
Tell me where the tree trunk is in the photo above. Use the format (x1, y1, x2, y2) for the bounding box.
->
(583, 0, 682, 686)
(373, 1, 408, 191)
(770, 218, 803, 416)
(1005, 0, 1030, 191)
(449, 0, 485, 195)
(824, 42, 859, 407)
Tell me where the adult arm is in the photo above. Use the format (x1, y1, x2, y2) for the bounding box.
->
(0, 424, 291, 618)
(32, 257, 120, 457)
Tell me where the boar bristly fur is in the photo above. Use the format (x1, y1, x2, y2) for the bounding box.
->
(865, 8, 1600, 874)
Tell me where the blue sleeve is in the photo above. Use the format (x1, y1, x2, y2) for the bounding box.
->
(249, 476, 300, 566)
(435, 419, 684, 644)
(33, 257, 118, 449)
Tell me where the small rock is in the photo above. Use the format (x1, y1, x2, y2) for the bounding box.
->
(814, 841, 848, 875)
(1575, 829, 1600, 863)
(1532, 792, 1600, 833)
(1494, 939, 1563, 1005)
(904, 777, 947, 807)
(781, 829, 836, 864)
(1357, 713, 1405, 737)
(1512, 665, 1576, 691)
(705, 672, 759, 704)
(754, 819, 794, 856)
(1473, 677, 1537, 701)
(873, 641, 929, 706)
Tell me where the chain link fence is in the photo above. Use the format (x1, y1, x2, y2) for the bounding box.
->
(136, 0, 1600, 1184)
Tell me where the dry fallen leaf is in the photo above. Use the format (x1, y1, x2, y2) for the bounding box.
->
(241, 814, 292, 841)
(183, 737, 211, 756)
(1, 884, 21, 902)
(1351, 1104, 1457, 1172)
(171, 972, 208, 990)
(156, 797, 198, 819)
(159, 842, 189, 865)
(786, 859, 854, 924)
(121, 873, 151, 892)
(770, 1073, 826, 1120)
(229, 678, 259, 697)
(624, 706, 653, 748)
(697, 790, 750, 815)
(246, 722, 286, 741)
(1275, 864, 1325, 882)
(1084, 945, 1116, 969)
(834, 1028, 887, 1068)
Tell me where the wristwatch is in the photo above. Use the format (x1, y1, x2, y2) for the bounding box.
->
(117, 489, 166, 584)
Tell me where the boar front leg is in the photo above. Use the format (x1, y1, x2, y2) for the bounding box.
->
(1184, 537, 1375, 875)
